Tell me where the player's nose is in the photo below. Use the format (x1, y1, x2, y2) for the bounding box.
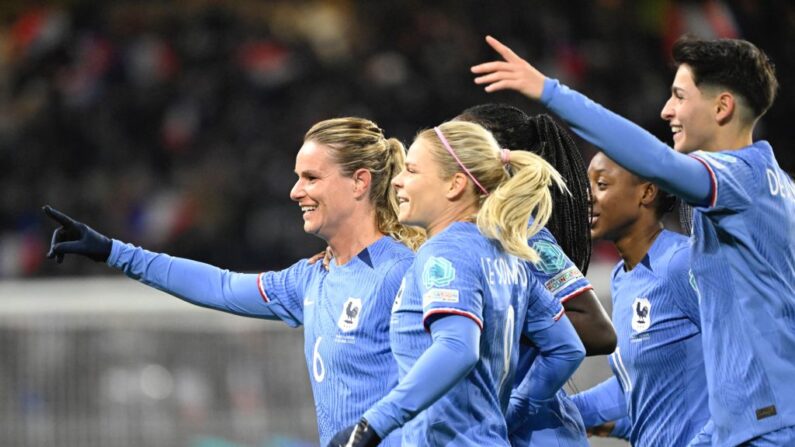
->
(289, 179, 305, 201)
(660, 97, 675, 121)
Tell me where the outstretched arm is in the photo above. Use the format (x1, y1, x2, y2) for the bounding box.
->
(472, 35, 712, 205)
(109, 240, 280, 320)
(44, 206, 282, 321)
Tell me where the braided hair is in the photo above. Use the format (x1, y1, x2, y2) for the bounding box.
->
(458, 104, 592, 273)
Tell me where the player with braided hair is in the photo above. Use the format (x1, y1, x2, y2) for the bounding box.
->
(458, 105, 592, 273)
(569, 152, 709, 446)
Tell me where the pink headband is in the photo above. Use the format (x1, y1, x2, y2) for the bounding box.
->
(434, 126, 489, 196)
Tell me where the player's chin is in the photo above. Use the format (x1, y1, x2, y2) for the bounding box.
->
(303, 222, 320, 235)
(589, 225, 606, 242)
(397, 209, 414, 226)
(673, 137, 697, 154)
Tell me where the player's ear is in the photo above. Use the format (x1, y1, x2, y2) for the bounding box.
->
(446, 172, 470, 200)
(640, 183, 658, 208)
(715, 91, 735, 125)
(352, 168, 372, 200)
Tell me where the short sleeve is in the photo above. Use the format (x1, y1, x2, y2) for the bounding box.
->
(689, 151, 755, 212)
(260, 259, 318, 327)
(666, 247, 701, 328)
(418, 244, 484, 331)
(524, 276, 565, 335)
(527, 230, 593, 303)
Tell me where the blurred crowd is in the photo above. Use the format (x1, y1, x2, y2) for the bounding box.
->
(2, 0, 793, 277)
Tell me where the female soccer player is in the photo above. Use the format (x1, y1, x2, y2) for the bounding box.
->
(43, 117, 424, 446)
(458, 104, 615, 446)
(473, 34, 795, 446)
(569, 151, 710, 446)
(329, 121, 585, 446)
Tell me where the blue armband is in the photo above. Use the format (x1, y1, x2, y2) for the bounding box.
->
(610, 415, 631, 440)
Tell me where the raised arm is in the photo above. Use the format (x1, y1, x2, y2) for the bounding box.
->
(109, 240, 280, 319)
(472, 36, 712, 205)
(44, 206, 283, 321)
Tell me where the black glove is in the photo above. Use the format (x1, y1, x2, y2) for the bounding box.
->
(42, 205, 112, 263)
(327, 418, 382, 447)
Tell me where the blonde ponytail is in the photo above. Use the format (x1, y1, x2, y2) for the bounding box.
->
(422, 121, 567, 262)
(477, 150, 567, 262)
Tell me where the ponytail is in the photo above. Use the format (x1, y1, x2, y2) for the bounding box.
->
(477, 150, 567, 262)
(423, 121, 567, 262)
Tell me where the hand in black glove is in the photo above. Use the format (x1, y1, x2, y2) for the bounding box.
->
(42, 205, 112, 263)
(327, 418, 382, 447)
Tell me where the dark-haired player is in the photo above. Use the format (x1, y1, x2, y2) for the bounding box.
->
(570, 152, 709, 446)
(474, 34, 795, 446)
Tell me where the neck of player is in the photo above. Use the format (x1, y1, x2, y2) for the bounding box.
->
(705, 123, 754, 153)
(614, 219, 664, 271)
(327, 219, 384, 266)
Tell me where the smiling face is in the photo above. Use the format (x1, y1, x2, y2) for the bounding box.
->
(391, 137, 452, 233)
(660, 64, 721, 153)
(587, 152, 648, 242)
(289, 140, 357, 241)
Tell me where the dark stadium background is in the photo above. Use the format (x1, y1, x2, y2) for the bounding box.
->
(0, 1, 792, 446)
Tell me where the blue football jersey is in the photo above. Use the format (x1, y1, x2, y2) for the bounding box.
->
(541, 78, 795, 445)
(608, 230, 709, 446)
(260, 236, 413, 446)
(389, 222, 563, 446)
(688, 142, 795, 446)
(512, 227, 592, 447)
(108, 235, 412, 446)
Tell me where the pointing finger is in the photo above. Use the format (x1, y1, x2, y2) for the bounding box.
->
(42, 205, 76, 228)
(485, 35, 521, 63)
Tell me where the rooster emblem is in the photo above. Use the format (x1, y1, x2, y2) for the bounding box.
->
(631, 298, 652, 333)
(338, 298, 363, 332)
(345, 300, 360, 324)
(635, 301, 649, 323)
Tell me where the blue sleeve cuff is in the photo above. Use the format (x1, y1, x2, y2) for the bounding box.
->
(610, 416, 632, 439)
(571, 376, 627, 428)
(540, 77, 559, 105)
